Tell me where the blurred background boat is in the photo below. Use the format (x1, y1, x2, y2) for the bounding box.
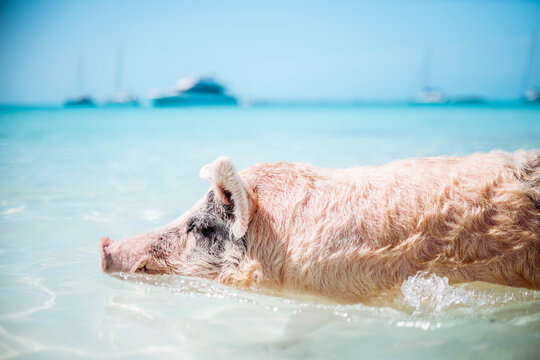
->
(524, 30, 540, 103)
(104, 91, 138, 107)
(450, 95, 485, 105)
(415, 86, 446, 104)
(413, 47, 447, 104)
(64, 95, 96, 107)
(525, 89, 540, 103)
(104, 46, 139, 107)
(64, 55, 96, 108)
(152, 76, 237, 107)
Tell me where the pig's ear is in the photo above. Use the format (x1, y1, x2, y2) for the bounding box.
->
(199, 156, 250, 238)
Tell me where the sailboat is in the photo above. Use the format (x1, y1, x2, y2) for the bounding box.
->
(104, 46, 138, 107)
(413, 47, 446, 104)
(64, 55, 96, 108)
(524, 30, 540, 103)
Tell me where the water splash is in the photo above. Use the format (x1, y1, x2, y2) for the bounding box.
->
(400, 272, 539, 316)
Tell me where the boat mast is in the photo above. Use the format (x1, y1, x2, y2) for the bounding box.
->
(420, 46, 432, 91)
(525, 30, 538, 94)
(114, 45, 124, 93)
(77, 54, 85, 96)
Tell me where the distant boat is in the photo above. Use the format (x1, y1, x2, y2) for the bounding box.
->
(104, 91, 139, 107)
(524, 30, 540, 103)
(450, 95, 485, 105)
(64, 55, 97, 108)
(415, 86, 446, 104)
(525, 89, 540, 103)
(152, 77, 237, 107)
(412, 47, 446, 104)
(64, 95, 96, 108)
(104, 46, 139, 107)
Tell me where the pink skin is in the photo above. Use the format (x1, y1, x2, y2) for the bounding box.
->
(100, 232, 173, 274)
(100, 236, 150, 273)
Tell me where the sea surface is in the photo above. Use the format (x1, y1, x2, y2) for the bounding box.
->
(1, 104, 540, 359)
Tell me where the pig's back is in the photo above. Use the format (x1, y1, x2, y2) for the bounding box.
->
(241, 151, 540, 301)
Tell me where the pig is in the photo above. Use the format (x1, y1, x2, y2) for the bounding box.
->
(100, 150, 540, 303)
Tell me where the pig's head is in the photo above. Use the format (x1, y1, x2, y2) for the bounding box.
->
(100, 156, 254, 279)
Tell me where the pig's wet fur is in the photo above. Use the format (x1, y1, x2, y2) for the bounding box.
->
(515, 153, 540, 210)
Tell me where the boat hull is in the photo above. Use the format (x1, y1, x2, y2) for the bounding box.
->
(153, 94, 237, 107)
(64, 97, 96, 108)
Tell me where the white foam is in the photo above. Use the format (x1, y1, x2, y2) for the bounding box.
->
(400, 272, 538, 316)
(400, 272, 468, 314)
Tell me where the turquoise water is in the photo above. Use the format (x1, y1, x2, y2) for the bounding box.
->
(1, 105, 540, 359)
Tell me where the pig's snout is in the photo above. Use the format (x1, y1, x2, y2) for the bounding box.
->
(100, 234, 158, 274)
(100, 236, 112, 253)
(100, 236, 120, 273)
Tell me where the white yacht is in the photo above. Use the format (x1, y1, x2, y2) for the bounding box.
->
(152, 77, 237, 107)
(415, 86, 446, 104)
(104, 91, 139, 106)
(525, 89, 540, 103)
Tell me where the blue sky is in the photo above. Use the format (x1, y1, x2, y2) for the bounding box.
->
(0, 0, 539, 104)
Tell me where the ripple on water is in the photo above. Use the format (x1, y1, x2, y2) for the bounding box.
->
(0, 276, 56, 318)
(0, 205, 25, 216)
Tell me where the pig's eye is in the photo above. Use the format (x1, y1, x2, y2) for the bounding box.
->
(200, 225, 216, 238)
(187, 223, 213, 237)
(186, 217, 214, 236)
